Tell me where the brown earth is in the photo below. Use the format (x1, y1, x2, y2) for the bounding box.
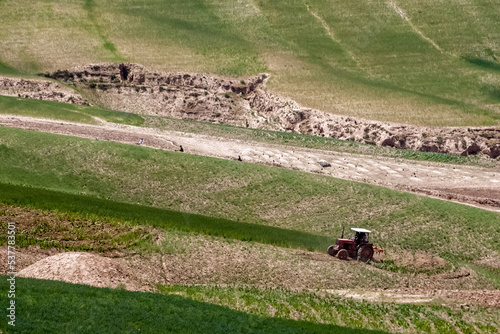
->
(0, 76, 88, 105)
(325, 288, 500, 307)
(0, 114, 499, 211)
(17, 252, 151, 291)
(0, 246, 59, 276)
(2, 64, 499, 158)
(476, 256, 500, 270)
(1, 64, 499, 159)
(45, 63, 500, 159)
(384, 249, 447, 272)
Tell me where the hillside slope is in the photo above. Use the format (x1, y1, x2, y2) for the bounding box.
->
(1, 113, 500, 210)
(0, 0, 499, 126)
(1, 127, 499, 265)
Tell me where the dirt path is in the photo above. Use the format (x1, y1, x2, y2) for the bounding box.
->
(1, 114, 499, 211)
(325, 288, 500, 307)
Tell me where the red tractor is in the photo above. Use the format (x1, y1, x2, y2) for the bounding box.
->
(327, 228, 374, 262)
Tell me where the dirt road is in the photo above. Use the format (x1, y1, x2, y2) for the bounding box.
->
(0, 114, 499, 211)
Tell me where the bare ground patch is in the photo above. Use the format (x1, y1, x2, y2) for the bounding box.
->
(384, 248, 448, 272)
(18, 252, 145, 291)
(475, 254, 500, 270)
(324, 288, 500, 307)
(150, 231, 495, 293)
(0, 76, 88, 105)
(0, 245, 59, 275)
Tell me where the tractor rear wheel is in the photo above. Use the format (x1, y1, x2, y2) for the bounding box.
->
(327, 245, 338, 257)
(358, 246, 374, 262)
(338, 249, 348, 260)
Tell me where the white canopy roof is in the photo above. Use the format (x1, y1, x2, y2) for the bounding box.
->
(351, 228, 371, 233)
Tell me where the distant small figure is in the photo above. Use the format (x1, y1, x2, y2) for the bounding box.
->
(238, 155, 242, 161)
(318, 160, 331, 168)
(138, 138, 144, 145)
(179, 145, 184, 152)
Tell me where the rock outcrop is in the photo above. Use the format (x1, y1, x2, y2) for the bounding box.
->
(0, 76, 88, 105)
(39, 63, 500, 159)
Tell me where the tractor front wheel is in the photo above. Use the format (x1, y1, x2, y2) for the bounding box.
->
(338, 249, 348, 260)
(327, 245, 338, 257)
(358, 246, 374, 262)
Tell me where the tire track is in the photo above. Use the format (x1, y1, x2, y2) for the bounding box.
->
(387, 1, 443, 53)
(304, 3, 362, 68)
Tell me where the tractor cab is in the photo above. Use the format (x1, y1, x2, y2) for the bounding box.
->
(328, 228, 374, 261)
(352, 228, 370, 245)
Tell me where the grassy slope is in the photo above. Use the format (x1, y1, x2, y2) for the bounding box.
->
(2, 198, 497, 293)
(0, 95, 144, 125)
(0, 183, 331, 252)
(0, 0, 498, 126)
(0, 203, 154, 252)
(0, 277, 390, 334)
(160, 285, 500, 334)
(0, 61, 22, 76)
(0, 276, 498, 334)
(0, 127, 499, 265)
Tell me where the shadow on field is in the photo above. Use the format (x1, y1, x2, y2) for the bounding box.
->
(0, 276, 390, 334)
(0, 182, 331, 251)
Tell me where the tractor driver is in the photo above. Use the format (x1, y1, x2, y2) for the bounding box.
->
(355, 232, 367, 246)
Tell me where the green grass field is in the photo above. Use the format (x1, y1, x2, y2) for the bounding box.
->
(2, 197, 498, 294)
(0, 60, 22, 77)
(0, 0, 499, 126)
(0, 277, 497, 334)
(0, 182, 331, 252)
(0, 95, 144, 125)
(0, 276, 392, 334)
(159, 285, 500, 334)
(0, 127, 499, 267)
